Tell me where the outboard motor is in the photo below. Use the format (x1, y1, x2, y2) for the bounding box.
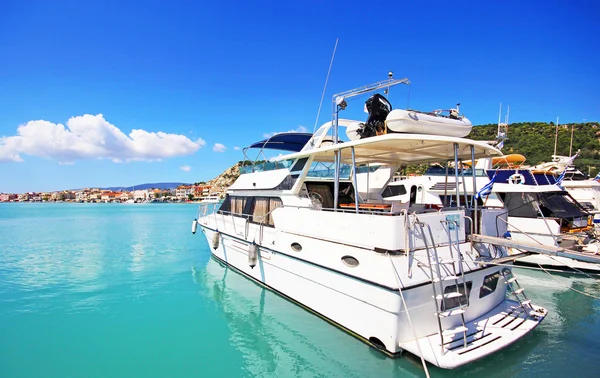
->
(357, 94, 392, 139)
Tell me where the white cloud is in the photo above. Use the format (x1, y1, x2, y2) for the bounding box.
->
(263, 125, 309, 138)
(213, 143, 227, 152)
(233, 146, 241, 151)
(180, 165, 191, 172)
(0, 114, 206, 163)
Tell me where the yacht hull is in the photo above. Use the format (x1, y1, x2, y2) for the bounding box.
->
(199, 224, 546, 369)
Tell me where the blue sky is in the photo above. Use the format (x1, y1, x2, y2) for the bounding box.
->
(0, 1, 599, 193)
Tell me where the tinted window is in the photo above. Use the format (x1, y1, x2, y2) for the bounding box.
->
(500, 192, 538, 218)
(224, 196, 254, 218)
(291, 158, 308, 172)
(274, 175, 298, 190)
(539, 192, 587, 219)
(479, 272, 501, 298)
(218, 196, 231, 213)
(382, 185, 407, 198)
(441, 282, 472, 311)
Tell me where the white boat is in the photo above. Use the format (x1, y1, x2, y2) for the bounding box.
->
(531, 154, 600, 226)
(383, 158, 600, 273)
(202, 195, 221, 203)
(192, 76, 546, 370)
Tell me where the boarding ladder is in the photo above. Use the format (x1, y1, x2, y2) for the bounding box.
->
(416, 219, 469, 353)
(500, 268, 543, 317)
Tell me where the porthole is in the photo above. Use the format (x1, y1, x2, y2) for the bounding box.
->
(341, 255, 359, 267)
(291, 242, 302, 252)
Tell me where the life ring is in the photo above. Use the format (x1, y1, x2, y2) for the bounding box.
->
(508, 173, 525, 185)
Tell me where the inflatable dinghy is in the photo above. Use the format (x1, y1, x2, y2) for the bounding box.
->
(345, 94, 473, 140)
(385, 109, 472, 137)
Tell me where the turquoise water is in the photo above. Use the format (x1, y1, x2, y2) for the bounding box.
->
(1, 203, 599, 377)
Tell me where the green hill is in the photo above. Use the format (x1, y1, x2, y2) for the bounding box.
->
(469, 121, 600, 177)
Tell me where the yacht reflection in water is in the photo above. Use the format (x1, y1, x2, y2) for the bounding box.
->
(195, 258, 426, 378)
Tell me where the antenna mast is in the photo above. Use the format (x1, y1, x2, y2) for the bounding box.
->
(313, 38, 339, 133)
(497, 103, 508, 148)
(553, 116, 559, 158)
(569, 123, 574, 156)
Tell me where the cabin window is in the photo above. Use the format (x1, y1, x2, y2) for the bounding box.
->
(230, 196, 245, 215)
(410, 186, 417, 204)
(218, 196, 231, 213)
(274, 174, 298, 190)
(251, 197, 283, 226)
(579, 201, 596, 211)
(499, 192, 538, 218)
(538, 192, 588, 219)
(305, 183, 334, 209)
(227, 196, 254, 218)
(291, 158, 308, 172)
(356, 164, 381, 174)
(341, 255, 359, 267)
(382, 185, 407, 198)
(479, 272, 501, 298)
(441, 282, 472, 311)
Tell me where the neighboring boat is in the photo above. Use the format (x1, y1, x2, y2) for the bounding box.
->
(192, 76, 547, 370)
(201, 195, 221, 203)
(384, 158, 600, 273)
(531, 154, 600, 226)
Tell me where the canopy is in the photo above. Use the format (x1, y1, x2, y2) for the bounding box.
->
(247, 133, 313, 152)
(274, 133, 503, 166)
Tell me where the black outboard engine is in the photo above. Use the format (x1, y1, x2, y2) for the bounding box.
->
(357, 94, 392, 139)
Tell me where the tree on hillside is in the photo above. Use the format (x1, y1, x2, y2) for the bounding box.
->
(470, 121, 600, 176)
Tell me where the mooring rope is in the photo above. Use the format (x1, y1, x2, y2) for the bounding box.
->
(388, 253, 431, 378)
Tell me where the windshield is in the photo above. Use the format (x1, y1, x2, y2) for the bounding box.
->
(425, 166, 487, 177)
(499, 192, 588, 219)
(240, 159, 294, 174)
(305, 162, 380, 179)
(538, 192, 587, 219)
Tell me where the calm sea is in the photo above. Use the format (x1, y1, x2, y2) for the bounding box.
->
(1, 203, 599, 377)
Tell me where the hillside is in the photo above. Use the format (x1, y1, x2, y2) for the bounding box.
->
(207, 161, 248, 188)
(470, 121, 600, 175)
(103, 182, 191, 191)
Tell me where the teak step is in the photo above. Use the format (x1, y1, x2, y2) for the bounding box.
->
(512, 288, 525, 295)
(438, 308, 466, 317)
(506, 277, 518, 283)
(442, 326, 468, 336)
(437, 292, 463, 300)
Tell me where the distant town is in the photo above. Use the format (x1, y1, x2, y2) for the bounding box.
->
(0, 184, 226, 203)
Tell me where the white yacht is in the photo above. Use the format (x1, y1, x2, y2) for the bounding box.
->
(531, 154, 600, 226)
(192, 76, 546, 370)
(385, 157, 600, 272)
(201, 195, 222, 203)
